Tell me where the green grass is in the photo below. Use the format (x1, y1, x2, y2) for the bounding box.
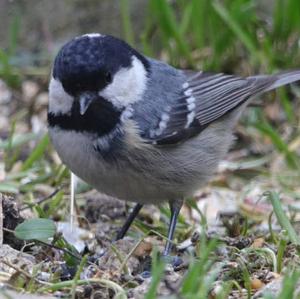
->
(1, 0, 300, 298)
(0, 15, 21, 88)
(124, 0, 300, 70)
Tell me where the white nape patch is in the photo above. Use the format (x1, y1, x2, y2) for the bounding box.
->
(99, 56, 148, 109)
(80, 33, 104, 38)
(49, 78, 74, 115)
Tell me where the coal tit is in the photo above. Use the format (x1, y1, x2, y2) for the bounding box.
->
(48, 33, 300, 256)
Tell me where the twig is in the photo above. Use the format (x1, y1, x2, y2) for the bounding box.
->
(1, 259, 32, 279)
(111, 245, 129, 275)
(118, 237, 146, 274)
(3, 228, 83, 264)
(36, 240, 83, 262)
(1, 259, 51, 286)
(20, 185, 65, 211)
(2, 227, 14, 234)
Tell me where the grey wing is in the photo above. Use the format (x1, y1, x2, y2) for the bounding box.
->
(146, 71, 279, 145)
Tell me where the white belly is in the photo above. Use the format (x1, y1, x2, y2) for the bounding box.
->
(49, 127, 182, 204)
(49, 112, 237, 205)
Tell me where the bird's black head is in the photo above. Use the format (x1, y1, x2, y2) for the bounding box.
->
(53, 34, 149, 97)
(49, 34, 150, 138)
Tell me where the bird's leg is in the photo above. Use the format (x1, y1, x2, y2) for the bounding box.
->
(163, 199, 184, 256)
(114, 203, 143, 241)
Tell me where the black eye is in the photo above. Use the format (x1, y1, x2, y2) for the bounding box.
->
(105, 72, 112, 84)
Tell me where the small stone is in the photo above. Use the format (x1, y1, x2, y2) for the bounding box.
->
(251, 277, 265, 290)
(172, 256, 183, 268)
(0, 79, 12, 104)
(141, 270, 151, 279)
(22, 80, 39, 103)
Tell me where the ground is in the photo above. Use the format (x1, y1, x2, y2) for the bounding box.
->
(1, 76, 300, 298)
(1, 0, 300, 297)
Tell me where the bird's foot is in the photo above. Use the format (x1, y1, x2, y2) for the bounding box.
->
(161, 254, 183, 268)
(139, 254, 183, 279)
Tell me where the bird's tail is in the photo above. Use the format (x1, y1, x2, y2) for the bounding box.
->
(250, 70, 300, 92)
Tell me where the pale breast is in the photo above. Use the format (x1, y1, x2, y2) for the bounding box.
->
(49, 111, 237, 205)
(48, 127, 181, 204)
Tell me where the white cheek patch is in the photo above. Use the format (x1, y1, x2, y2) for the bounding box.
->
(48, 78, 74, 115)
(99, 56, 148, 109)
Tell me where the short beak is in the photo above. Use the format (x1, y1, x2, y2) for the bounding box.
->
(79, 92, 98, 115)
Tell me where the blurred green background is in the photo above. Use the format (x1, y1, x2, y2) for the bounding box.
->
(1, 1, 300, 297)
(2, 0, 300, 81)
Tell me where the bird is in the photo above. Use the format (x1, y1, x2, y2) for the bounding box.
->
(48, 33, 300, 257)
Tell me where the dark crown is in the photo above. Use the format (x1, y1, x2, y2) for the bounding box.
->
(53, 34, 149, 96)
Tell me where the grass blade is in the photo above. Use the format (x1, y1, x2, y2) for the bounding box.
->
(266, 191, 300, 245)
(150, 0, 193, 65)
(22, 134, 49, 171)
(254, 120, 299, 169)
(276, 270, 300, 299)
(120, 0, 135, 46)
(145, 249, 165, 299)
(212, 1, 262, 64)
